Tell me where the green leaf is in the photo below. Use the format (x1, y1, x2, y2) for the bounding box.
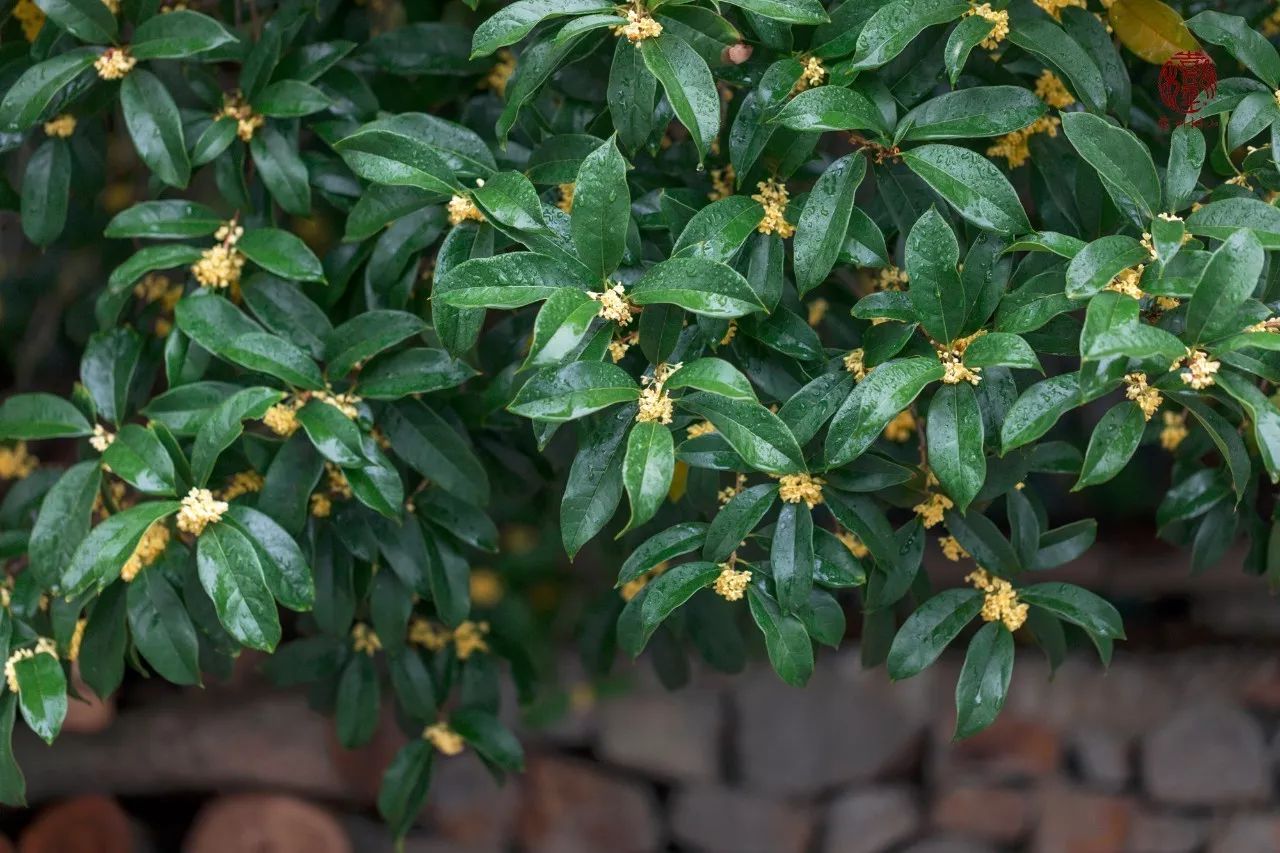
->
(62, 501, 180, 596)
(1007, 17, 1107, 113)
(325, 310, 426, 378)
(1065, 235, 1148, 299)
(34, 0, 116, 43)
(1217, 372, 1280, 483)
(102, 424, 177, 495)
(252, 80, 332, 118)
(773, 84, 885, 134)
(0, 695, 26, 806)
(249, 126, 311, 216)
(121, 70, 190, 189)
(719, 0, 827, 24)
(452, 709, 525, 770)
(359, 348, 477, 398)
(509, 361, 639, 422)
(899, 86, 1047, 141)
(295, 400, 368, 466)
(1187, 11, 1280, 89)
(640, 34, 720, 162)
(238, 228, 326, 283)
(470, 0, 614, 56)
(1186, 198, 1280, 249)
(628, 257, 764, 318)
(850, 0, 968, 70)
(0, 393, 92, 439)
(618, 522, 708, 587)
(1001, 372, 1080, 453)
(622, 421, 674, 533)
(381, 400, 489, 506)
(190, 387, 282, 486)
(747, 585, 814, 687)
(886, 588, 983, 679)
(962, 333, 1041, 371)
(905, 208, 965, 343)
(21, 139, 70, 247)
(13, 651, 66, 744)
(571, 137, 629, 279)
(29, 462, 100, 590)
(562, 406, 631, 558)
(130, 10, 238, 59)
(672, 196, 763, 263)
(609, 38, 658, 152)
(665, 358, 757, 401)
(336, 654, 380, 746)
(954, 621, 1013, 739)
(630, 560, 723, 653)
(826, 358, 944, 467)
(772, 501, 815, 612)
(435, 252, 585, 309)
(378, 740, 434, 842)
(1018, 582, 1125, 641)
(927, 383, 985, 512)
(224, 504, 315, 612)
(1074, 402, 1144, 490)
(1184, 229, 1263, 345)
(795, 153, 866, 295)
(902, 144, 1030, 236)
(0, 49, 97, 132)
(127, 570, 201, 685)
(105, 200, 222, 239)
(678, 393, 805, 475)
(1060, 111, 1161, 221)
(197, 522, 282, 651)
(335, 124, 457, 194)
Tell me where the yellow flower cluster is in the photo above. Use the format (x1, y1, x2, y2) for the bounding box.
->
(986, 116, 1061, 168)
(939, 349, 981, 386)
(309, 492, 332, 518)
(424, 722, 465, 755)
(90, 424, 115, 453)
(216, 90, 265, 142)
(884, 410, 916, 443)
(191, 225, 246, 290)
(1173, 348, 1220, 390)
(66, 619, 87, 662)
(708, 165, 735, 201)
(914, 491, 954, 528)
(324, 462, 353, 500)
(615, 6, 663, 42)
(485, 49, 516, 97)
(1034, 69, 1075, 109)
(1107, 265, 1144, 299)
(5, 638, 57, 693)
(556, 182, 575, 214)
(875, 266, 909, 291)
(609, 330, 638, 363)
(14, 0, 45, 41)
(620, 561, 667, 601)
(720, 320, 738, 346)
(470, 568, 504, 607)
(134, 273, 184, 335)
(807, 298, 828, 327)
(752, 179, 794, 237)
(0, 443, 38, 480)
(121, 522, 170, 582)
(262, 399, 302, 436)
(844, 348, 867, 381)
(778, 473, 824, 509)
(176, 487, 228, 537)
(351, 623, 382, 656)
(837, 528, 869, 558)
(795, 56, 826, 92)
(314, 389, 362, 419)
(966, 3, 1010, 49)
(589, 282, 637, 326)
(636, 362, 680, 425)
(447, 194, 484, 225)
(717, 472, 747, 506)
(220, 470, 265, 500)
(713, 565, 751, 601)
(686, 420, 716, 439)
(95, 47, 137, 81)
(43, 114, 76, 138)
(1033, 0, 1085, 21)
(1160, 411, 1188, 451)
(408, 617, 489, 659)
(966, 568, 1028, 631)
(939, 535, 969, 562)
(1124, 372, 1162, 421)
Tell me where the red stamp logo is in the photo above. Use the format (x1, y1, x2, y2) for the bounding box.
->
(1158, 50, 1217, 114)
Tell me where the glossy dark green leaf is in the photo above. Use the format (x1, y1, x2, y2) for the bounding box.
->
(954, 621, 1013, 739)
(197, 522, 281, 651)
(886, 588, 983, 680)
(13, 651, 66, 744)
(121, 70, 190, 189)
(622, 421, 674, 533)
(678, 393, 805, 475)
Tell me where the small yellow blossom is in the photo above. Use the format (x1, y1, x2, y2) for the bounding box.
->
(589, 282, 637, 326)
(686, 420, 716, 439)
(844, 348, 868, 381)
(4, 638, 57, 693)
(1172, 348, 1220, 390)
(556, 182, 574, 213)
(1226, 173, 1252, 189)
(717, 473, 747, 506)
(14, 0, 45, 41)
(220, 470, 265, 501)
(1155, 296, 1181, 312)
(807, 298, 828, 327)
(66, 619, 87, 662)
(408, 617, 451, 651)
(966, 568, 1028, 631)
(637, 362, 680, 424)
(609, 331, 638, 363)
(720, 320, 738, 346)
(1106, 265, 1144, 300)
(620, 561, 667, 601)
(1034, 69, 1075, 108)
(0, 443, 37, 480)
(424, 722, 465, 755)
(1124, 372, 1162, 421)
(95, 47, 137, 80)
(914, 491, 954, 528)
(939, 349, 981, 386)
(752, 178, 794, 237)
(837, 528, 869, 558)
(986, 116, 1060, 169)
(453, 620, 490, 660)
(794, 55, 826, 92)
(447, 194, 484, 225)
(351, 623, 381, 656)
(713, 565, 751, 601)
(215, 90, 265, 142)
(485, 49, 516, 97)
(314, 390, 362, 419)
(709, 165, 736, 201)
(324, 462, 353, 499)
(43, 114, 76, 138)
(875, 265, 909, 291)
(176, 487, 227, 537)
(939, 535, 969, 562)
(192, 244, 246, 290)
(470, 568, 504, 607)
(121, 522, 170, 582)
(1160, 411, 1188, 451)
(309, 492, 332, 518)
(615, 6, 663, 41)
(262, 400, 302, 436)
(90, 424, 115, 453)
(1033, 0, 1086, 21)
(778, 473, 824, 509)
(965, 3, 1010, 49)
(884, 410, 916, 443)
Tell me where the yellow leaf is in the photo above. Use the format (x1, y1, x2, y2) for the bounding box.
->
(1109, 0, 1200, 65)
(667, 459, 689, 503)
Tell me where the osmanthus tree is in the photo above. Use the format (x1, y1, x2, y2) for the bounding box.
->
(0, 0, 1278, 838)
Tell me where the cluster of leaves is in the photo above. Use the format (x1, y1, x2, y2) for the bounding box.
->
(2, 0, 1280, 838)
